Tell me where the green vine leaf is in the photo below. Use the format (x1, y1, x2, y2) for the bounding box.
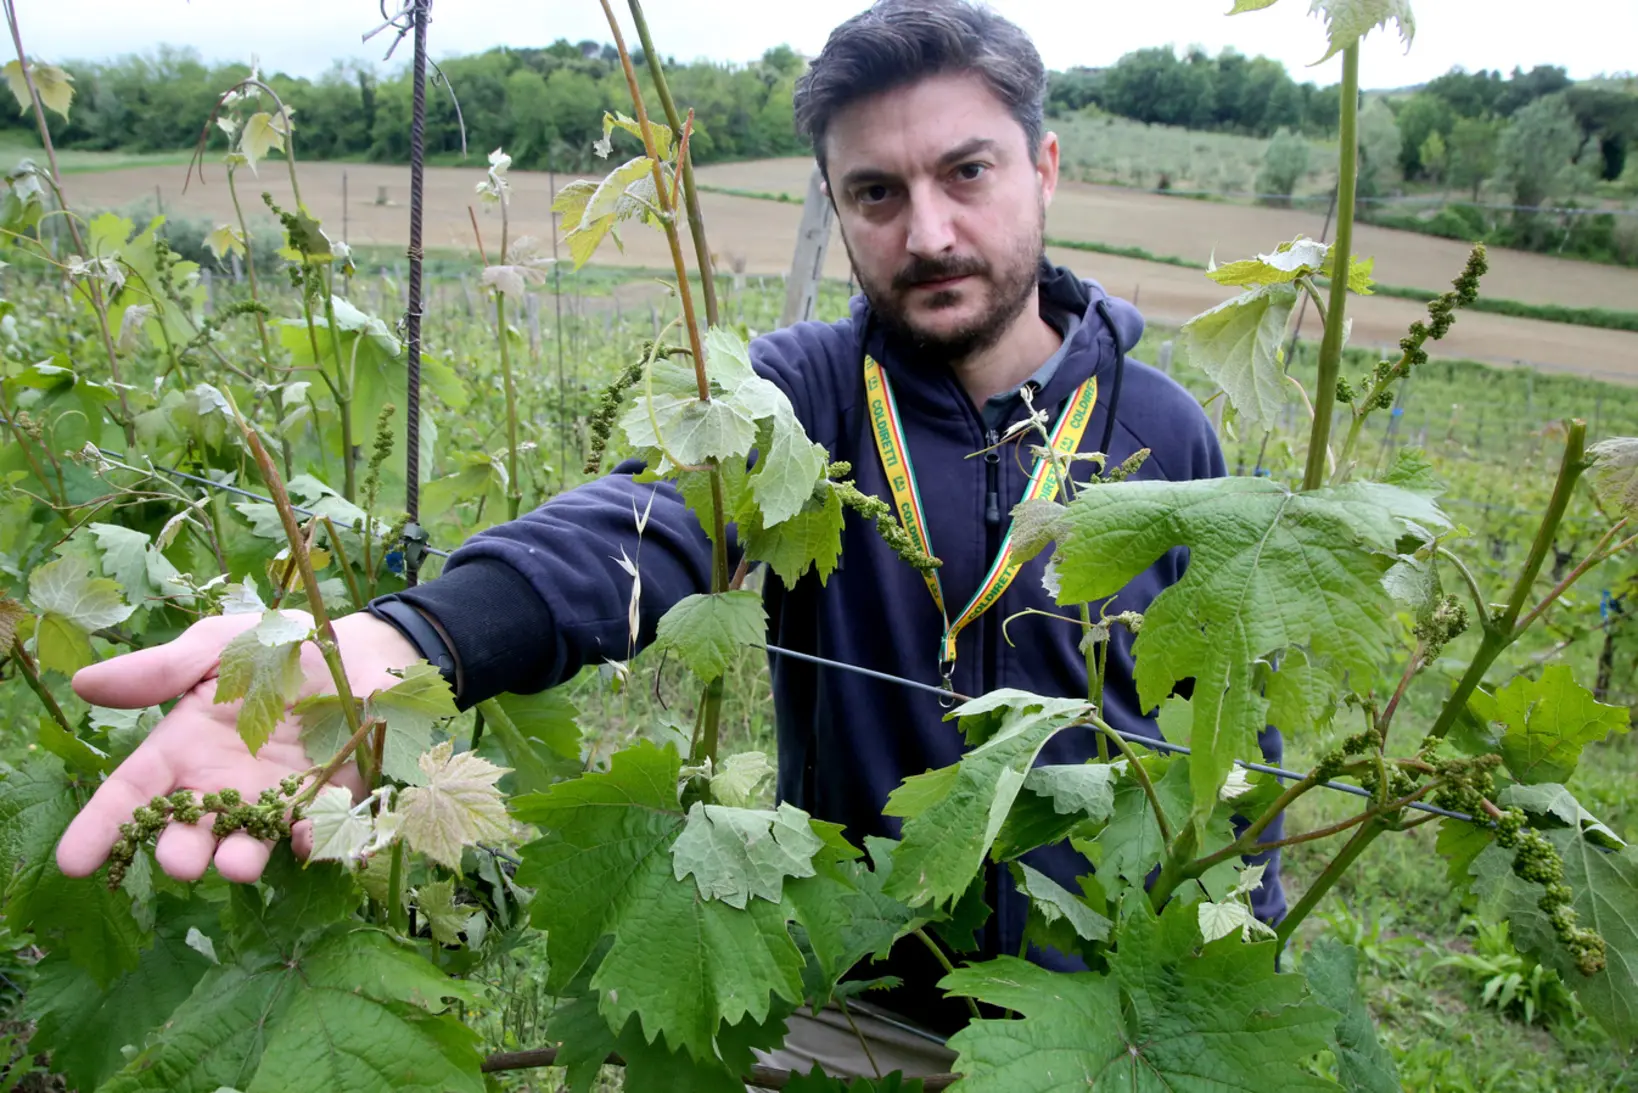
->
(600, 110, 674, 161)
(1309, 0, 1416, 63)
(28, 555, 136, 675)
(238, 109, 292, 174)
(100, 926, 483, 1093)
(214, 609, 310, 756)
(1178, 283, 1297, 433)
(1010, 861, 1111, 954)
(554, 155, 661, 268)
(1304, 937, 1402, 1093)
(0, 756, 145, 986)
(298, 662, 455, 787)
(941, 902, 1339, 1091)
(1053, 478, 1443, 827)
(23, 894, 220, 1092)
(1471, 665, 1631, 785)
(672, 801, 825, 909)
(652, 591, 767, 685)
(396, 741, 512, 871)
(883, 692, 1091, 908)
(1229, 0, 1415, 63)
(414, 878, 478, 946)
(514, 741, 815, 1060)
(477, 688, 582, 794)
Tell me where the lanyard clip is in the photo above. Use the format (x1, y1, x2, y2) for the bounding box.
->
(937, 658, 957, 710)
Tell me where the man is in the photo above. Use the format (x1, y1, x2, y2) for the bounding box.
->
(56, 0, 1283, 1078)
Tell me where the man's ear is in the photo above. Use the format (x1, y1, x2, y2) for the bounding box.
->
(1038, 130, 1061, 207)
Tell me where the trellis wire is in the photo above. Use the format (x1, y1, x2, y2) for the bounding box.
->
(31, 426, 1491, 828)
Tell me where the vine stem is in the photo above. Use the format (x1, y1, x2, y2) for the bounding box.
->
(1428, 420, 1587, 740)
(0, 1, 135, 446)
(226, 167, 276, 370)
(388, 839, 409, 935)
(913, 928, 983, 1021)
(601, 0, 731, 764)
(1300, 43, 1359, 492)
(10, 637, 75, 739)
(1274, 819, 1385, 946)
(628, 0, 718, 328)
(1377, 641, 1425, 744)
(235, 413, 367, 768)
(1512, 520, 1635, 638)
(1089, 714, 1170, 846)
(1438, 546, 1492, 630)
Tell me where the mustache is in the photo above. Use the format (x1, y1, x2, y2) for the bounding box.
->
(892, 256, 988, 292)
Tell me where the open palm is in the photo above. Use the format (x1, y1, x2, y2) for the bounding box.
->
(56, 610, 419, 883)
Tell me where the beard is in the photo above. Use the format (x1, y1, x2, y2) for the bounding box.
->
(847, 205, 1046, 368)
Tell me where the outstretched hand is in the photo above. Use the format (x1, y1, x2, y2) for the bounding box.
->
(56, 610, 421, 884)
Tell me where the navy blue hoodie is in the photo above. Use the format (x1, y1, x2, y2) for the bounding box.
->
(379, 260, 1285, 1035)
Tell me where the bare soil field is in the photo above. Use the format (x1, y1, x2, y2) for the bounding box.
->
(69, 158, 1638, 382)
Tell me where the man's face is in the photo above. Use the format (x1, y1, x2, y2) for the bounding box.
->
(822, 71, 1059, 363)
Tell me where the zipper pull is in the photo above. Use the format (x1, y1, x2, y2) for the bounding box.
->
(984, 428, 1001, 526)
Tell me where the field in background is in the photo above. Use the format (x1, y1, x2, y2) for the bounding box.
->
(53, 152, 1638, 381)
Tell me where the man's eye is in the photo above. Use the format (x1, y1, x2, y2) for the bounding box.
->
(955, 162, 988, 182)
(856, 184, 892, 205)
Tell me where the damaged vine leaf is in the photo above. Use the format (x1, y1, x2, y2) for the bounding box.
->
(1587, 437, 1638, 515)
(1230, 0, 1415, 64)
(552, 154, 664, 269)
(1052, 477, 1445, 827)
(415, 878, 480, 946)
(213, 609, 310, 756)
(1470, 665, 1631, 785)
(882, 691, 1091, 908)
(672, 801, 825, 909)
(297, 661, 456, 785)
(395, 741, 512, 871)
(514, 740, 845, 1060)
(941, 901, 1340, 1092)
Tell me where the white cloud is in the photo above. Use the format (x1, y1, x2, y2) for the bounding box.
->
(13, 0, 1637, 90)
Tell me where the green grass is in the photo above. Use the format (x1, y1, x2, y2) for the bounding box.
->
(0, 132, 193, 173)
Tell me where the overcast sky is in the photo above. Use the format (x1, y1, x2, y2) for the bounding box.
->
(14, 1, 1637, 90)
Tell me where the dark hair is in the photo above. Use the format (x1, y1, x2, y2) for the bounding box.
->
(793, 0, 1047, 176)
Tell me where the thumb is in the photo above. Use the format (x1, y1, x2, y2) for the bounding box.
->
(71, 612, 266, 709)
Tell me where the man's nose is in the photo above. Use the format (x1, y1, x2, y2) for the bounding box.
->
(903, 182, 957, 257)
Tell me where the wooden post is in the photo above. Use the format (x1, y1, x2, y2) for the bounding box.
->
(780, 166, 833, 328)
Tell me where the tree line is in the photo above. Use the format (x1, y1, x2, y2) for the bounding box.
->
(10, 38, 1632, 191)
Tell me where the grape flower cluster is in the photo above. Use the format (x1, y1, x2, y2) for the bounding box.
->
(106, 777, 304, 890)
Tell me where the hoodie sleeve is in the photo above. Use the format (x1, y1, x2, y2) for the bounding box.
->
(369, 319, 854, 708)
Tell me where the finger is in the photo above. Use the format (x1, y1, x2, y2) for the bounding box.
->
(214, 832, 275, 884)
(289, 817, 315, 863)
(72, 613, 263, 708)
(56, 747, 176, 877)
(153, 808, 219, 883)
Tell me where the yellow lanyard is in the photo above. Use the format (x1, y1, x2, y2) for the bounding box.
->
(864, 356, 1099, 675)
